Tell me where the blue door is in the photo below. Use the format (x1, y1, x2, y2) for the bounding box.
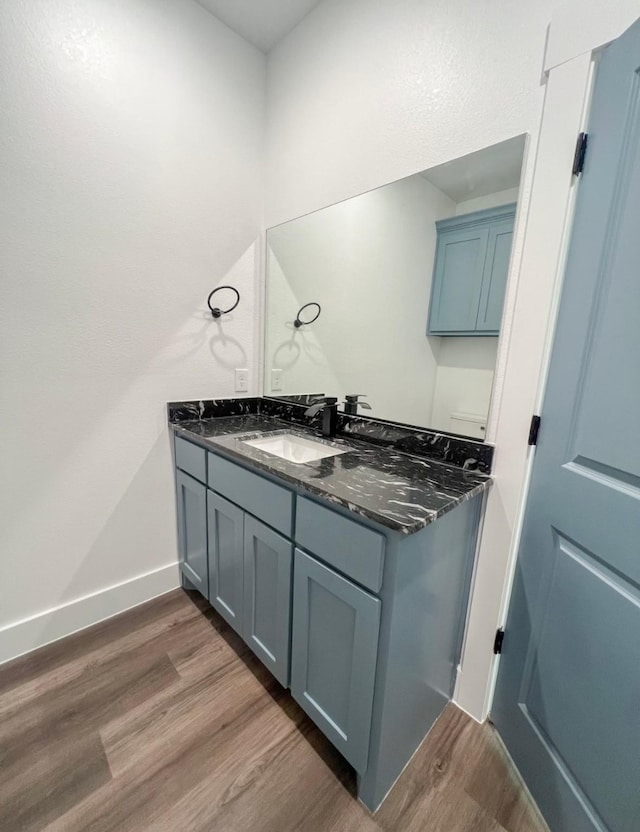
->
(492, 19, 640, 832)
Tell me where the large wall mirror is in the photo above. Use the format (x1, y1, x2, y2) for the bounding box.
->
(264, 135, 526, 439)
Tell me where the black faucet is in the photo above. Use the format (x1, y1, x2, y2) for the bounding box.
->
(304, 396, 339, 438)
(344, 394, 372, 416)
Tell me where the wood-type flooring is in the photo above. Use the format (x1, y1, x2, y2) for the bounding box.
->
(0, 589, 547, 832)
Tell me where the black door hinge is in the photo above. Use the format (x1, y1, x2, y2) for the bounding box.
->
(493, 628, 505, 655)
(572, 132, 589, 176)
(528, 414, 541, 446)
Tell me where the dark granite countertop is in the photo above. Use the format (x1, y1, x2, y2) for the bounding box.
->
(171, 415, 492, 535)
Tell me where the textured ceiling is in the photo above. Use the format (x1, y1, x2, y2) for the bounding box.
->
(195, 0, 323, 52)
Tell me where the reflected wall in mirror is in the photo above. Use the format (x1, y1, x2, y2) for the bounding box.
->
(264, 135, 525, 439)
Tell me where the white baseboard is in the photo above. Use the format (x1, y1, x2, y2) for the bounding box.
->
(0, 562, 181, 666)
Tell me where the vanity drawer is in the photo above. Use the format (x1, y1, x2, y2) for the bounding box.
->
(175, 436, 207, 484)
(208, 452, 294, 537)
(295, 497, 385, 593)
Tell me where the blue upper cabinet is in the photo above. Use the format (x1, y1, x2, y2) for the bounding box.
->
(428, 203, 515, 336)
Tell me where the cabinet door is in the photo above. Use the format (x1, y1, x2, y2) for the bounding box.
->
(428, 226, 489, 334)
(291, 549, 381, 773)
(207, 492, 244, 635)
(243, 516, 293, 687)
(176, 471, 208, 597)
(476, 219, 514, 332)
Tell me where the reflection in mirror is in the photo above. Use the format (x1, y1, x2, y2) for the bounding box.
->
(264, 135, 526, 439)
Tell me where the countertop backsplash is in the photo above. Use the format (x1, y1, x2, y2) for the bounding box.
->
(168, 397, 494, 474)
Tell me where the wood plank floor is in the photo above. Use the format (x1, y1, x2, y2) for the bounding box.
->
(0, 589, 546, 832)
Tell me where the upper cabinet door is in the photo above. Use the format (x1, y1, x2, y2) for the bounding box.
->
(207, 491, 244, 636)
(476, 220, 514, 333)
(243, 516, 293, 687)
(428, 225, 489, 333)
(176, 470, 208, 597)
(428, 204, 515, 336)
(290, 549, 381, 774)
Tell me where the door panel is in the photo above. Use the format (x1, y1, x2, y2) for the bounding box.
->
(476, 221, 513, 332)
(176, 471, 208, 596)
(290, 549, 380, 774)
(428, 227, 489, 332)
(493, 18, 640, 832)
(207, 492, 244, 635)
(523, 534, 640, 828)
(243, 515, 293, 687)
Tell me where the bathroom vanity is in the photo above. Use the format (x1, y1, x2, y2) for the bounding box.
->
(169, 398, 492, 811)
(164, 134, 526, 812)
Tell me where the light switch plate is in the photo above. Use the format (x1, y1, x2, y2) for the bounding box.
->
(271, 369, 283, 391)
(235, 368, 249, 392)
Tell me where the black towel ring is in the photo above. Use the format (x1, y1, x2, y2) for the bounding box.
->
(294, 302, 321, 328)
(207, 286, 240, 319)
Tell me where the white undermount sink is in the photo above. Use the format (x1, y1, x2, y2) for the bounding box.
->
(242, 433, 347, 464)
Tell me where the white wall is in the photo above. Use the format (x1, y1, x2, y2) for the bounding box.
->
(430, 338, 498, 436)
(266, 174, 454, 425)
(545, 0, 640, 70)
(0, 0, 265, 662)
(455, 187, 520, 216)
(266, 0, 551, 228)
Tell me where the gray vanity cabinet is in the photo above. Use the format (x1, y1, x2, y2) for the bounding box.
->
(175, 470, 208, 597)
(173, 434, 484, 812)
(291, 549, 381, 774)
(243, 516, 293, 687)
(207, 492, 244, 635)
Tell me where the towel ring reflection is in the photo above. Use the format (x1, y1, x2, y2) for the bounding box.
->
(294, 302, 321, 328)
(207, 286, 240, 319)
